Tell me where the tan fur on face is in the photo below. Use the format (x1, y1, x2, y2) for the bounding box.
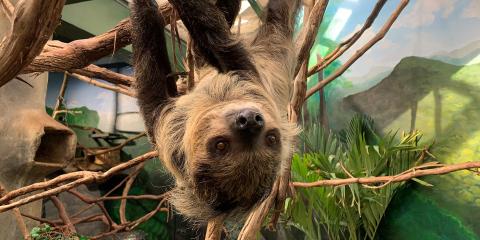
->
(154, 63, 298, 222)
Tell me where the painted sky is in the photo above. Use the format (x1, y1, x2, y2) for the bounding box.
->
(46, 0, 480, 132)
(326, 0, 480, 78)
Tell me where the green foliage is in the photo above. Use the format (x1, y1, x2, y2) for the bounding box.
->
(30, 224, 89, 240)
(286, 115, 432, 240)
(46, 106, 100, 128)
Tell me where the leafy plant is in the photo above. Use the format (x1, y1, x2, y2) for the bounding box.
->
(285, 115, 432, 240)
(30, 224, 88, 240)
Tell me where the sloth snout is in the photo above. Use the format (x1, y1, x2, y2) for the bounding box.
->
(233, 108, 264, 134)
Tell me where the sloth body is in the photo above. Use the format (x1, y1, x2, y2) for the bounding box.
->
(131, 0, 299, 221)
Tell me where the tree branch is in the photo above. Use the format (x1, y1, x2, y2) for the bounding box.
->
(68, 73, 135, 97)
(294, 0, 329, 76)
(0, 0, 13, 21)
(0, 0, 65, 87)
(307, 0, 387, 77)
(50, 195, 76, 234)
(206, 215, 226, 240)
(305, 0, 409, 99)
(72, 65, 134, 87)
(22, 2, 174, 75)
(0, 151, 158, 213)
(292, 161, 480, 188)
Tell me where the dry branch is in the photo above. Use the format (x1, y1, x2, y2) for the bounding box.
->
(0, 0, 13, 21)
(305, 0, 409, 99)
(294, 0, 329, 75)
(68, 73, 136, 97)
(292, 161, 480, 188)
(0, 182, 29, 240)
(0, 151, 157, 213)
(307, 0, 387, 77)
(0, 0, 65, 87)
(72, 65, 135, 87)
(50, 195, 76, 234)
(52, 72, 69, 119)
(23, 19, 132, 74)
(22, 2, 174, 75)
(119, 163, 145, 224)
(206, 215, 226, 240)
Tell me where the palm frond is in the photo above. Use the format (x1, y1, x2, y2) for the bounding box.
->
(286, 115, 433, 240)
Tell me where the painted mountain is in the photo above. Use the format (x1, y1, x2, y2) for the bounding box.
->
(431, 40, 480, 66)
(341, 54, 480, 238)
(342, 56, 478, 129)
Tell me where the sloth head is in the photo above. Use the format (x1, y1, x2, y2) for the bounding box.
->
(173, 73, 288, 213)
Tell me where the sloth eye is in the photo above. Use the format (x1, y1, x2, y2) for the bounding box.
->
(266, 134, 278, 146)
(208, 137, 230, 156)
(216, 141, 227, 151)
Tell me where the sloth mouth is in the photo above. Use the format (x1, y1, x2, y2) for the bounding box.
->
(193, 158, 278, 213)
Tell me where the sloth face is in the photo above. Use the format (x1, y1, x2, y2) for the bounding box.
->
(181, 86, 285, 212)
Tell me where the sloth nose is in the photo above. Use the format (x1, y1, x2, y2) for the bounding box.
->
(234, 109, 264, 133)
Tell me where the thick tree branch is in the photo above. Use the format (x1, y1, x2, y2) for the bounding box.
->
(305, 0, 409, 99)
(294, 0, 329, 75)
(23, 19, 132, 74)
(0, 0, 65, 87)
(22, 2, 174, 75)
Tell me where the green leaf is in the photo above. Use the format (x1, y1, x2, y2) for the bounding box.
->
(411, 178, 434, 187)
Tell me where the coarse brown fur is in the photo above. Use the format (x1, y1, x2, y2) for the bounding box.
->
(130, 0, 300, 222)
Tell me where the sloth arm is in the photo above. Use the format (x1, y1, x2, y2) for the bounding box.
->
(215, 1, 242, 29)
(252, 0, 300, 54)
(130, 0, 177, 141)
(168, 0, 257, 74)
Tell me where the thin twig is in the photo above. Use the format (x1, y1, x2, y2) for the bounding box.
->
(50, 195, 76, 234)
(292, 161, 480, 188)
(307, 0, 388, 77)
(0, 151, 158, 212)
(0, 183, 29, 240)
(89, 132, 146, 156)
(206, 215, 226, 240)
(52, 72, 69, 119)
(68, 72, 136, 97)
(0, 0, 14, 21)
(305, 0, 410, 99)
(119, 163, 145, 224)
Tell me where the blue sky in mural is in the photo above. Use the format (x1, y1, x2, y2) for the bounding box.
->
(47, 67, 142, 132)
(327, 0, 480, 78)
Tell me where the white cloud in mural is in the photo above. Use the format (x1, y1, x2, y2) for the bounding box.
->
(394, 0, 459, 29)
(462, 0, 480, 19)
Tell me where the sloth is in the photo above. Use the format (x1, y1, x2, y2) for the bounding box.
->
(130, 0, 300, 222)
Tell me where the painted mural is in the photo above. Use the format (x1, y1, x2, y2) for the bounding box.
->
(302, 0, 480, 238)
